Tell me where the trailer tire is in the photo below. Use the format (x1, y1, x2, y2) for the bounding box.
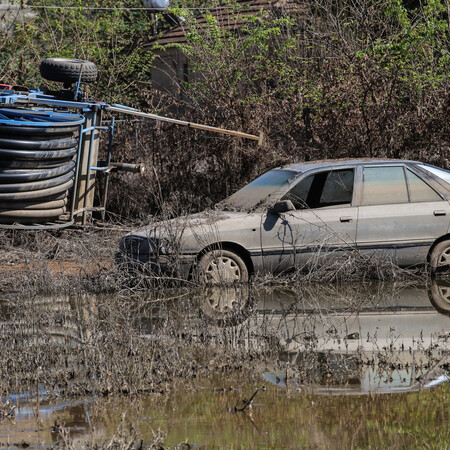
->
(40, 58, 98, 84)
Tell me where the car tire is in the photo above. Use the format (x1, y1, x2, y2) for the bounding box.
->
(430, 240, 450, 275)
(40, 58, 98, 84)
(197, 249, 249, 284)
(429, 279, 450, 316)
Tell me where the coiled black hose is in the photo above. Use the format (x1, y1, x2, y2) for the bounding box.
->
(0, 108, 85, 224)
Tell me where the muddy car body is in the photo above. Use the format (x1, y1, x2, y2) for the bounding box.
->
(118, 159, 450, 281)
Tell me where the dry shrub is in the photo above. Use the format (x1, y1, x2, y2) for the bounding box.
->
(105, 0, 450, 219)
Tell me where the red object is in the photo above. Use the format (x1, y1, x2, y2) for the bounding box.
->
(0, 84, 13, 90)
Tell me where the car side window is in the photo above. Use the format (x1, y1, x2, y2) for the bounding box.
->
(405, 169, 442, 202)
(362, 167, 409, 205)
(320, 170, 354, 205)
(283, 169, 354, 209)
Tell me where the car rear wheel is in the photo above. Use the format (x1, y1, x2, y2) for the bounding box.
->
(197, 249, 249, 284)
(429, 279, 450, 315)
(430, 240, 450, 275)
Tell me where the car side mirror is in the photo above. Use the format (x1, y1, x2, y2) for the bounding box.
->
(268, 200, 295, 215)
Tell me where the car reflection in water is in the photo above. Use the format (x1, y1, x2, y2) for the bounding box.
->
(196, 279, 449, 395)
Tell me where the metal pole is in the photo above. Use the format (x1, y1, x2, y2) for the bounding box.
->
(105, 105, 263, 143)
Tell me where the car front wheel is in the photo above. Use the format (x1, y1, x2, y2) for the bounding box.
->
(197, 249, 249, 284)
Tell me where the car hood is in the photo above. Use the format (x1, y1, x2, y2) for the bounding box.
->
(125, 210, 261, 252)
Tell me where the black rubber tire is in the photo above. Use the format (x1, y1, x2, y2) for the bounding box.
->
(0, 157, 76, 170)
(0, 182, 72, 201)
(430, 240, 450, 275)
(0, 207, 66, 218)
(0, 199, 66, 210)
(197, 249, 249, 284)
(0, 108, 82, 224)
(0, 170, 74, 193)
(40, 58, 98, 84)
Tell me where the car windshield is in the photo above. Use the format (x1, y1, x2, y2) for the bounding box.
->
(418, 164, 450, 186)
(220, 169, 299, 210)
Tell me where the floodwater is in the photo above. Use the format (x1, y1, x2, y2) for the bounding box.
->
(0, 279, 448, 448)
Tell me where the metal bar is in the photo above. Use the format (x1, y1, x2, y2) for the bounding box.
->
(4, 94, 262, 142)
(83, 108, 99, 224)
(102, 117, 114, 221)
(73, 110, 95, 224)
(102, 172, 110, 222)
(73, 64, 84, 100)
(72, 206, 105, 216)
(105, 105, 262, 142)
(81, 125, 109, 134)
(0, 219, 74, 230)
(13, 94, 101, 110)
(70, 122, 86, 220)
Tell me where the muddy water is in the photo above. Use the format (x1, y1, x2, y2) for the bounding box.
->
(0, 280, 448, 448)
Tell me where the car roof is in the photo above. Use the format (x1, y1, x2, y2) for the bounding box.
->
(281, 158, 419, 172)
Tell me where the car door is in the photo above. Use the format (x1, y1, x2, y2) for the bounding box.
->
(356, 164, 450, 265)
(260, 167, 358, 273)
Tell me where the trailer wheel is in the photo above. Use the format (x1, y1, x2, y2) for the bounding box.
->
(40, 58, 98, 84)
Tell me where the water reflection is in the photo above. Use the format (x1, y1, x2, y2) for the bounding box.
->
(0, 280, 449, 447)
(1, 281, 448, 402)
(195, 281, 449, 394)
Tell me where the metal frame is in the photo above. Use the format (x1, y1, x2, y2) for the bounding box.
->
(0, 86, 261, 230)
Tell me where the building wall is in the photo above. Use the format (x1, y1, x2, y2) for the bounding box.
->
(151, 47, 189, 99)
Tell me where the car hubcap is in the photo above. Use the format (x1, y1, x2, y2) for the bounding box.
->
(438, 248, 450, 266)
(437, 286, 450, 306)
(204, 256, 241, 283)
(206, 286, 240, 312)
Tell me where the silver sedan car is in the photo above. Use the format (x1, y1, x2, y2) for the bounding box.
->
(117, 159, 450, 282)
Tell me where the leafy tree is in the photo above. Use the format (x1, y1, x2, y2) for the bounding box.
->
(1, 0, 156, 104)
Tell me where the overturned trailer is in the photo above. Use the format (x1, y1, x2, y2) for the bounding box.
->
(0, 58, 261, 230)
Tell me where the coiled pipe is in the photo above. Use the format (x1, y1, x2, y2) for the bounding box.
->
(0, 108, 85, 223)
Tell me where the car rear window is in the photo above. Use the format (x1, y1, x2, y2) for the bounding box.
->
(418, 164, 450, 185)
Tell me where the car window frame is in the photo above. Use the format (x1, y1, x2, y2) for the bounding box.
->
(361, 165, 410, 206)
(404, 167, 444, 202)
(281, 165, 357, 210)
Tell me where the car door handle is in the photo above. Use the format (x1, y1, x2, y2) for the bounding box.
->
(340, 216, 353, 223)
(434, 210, 446, 216)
